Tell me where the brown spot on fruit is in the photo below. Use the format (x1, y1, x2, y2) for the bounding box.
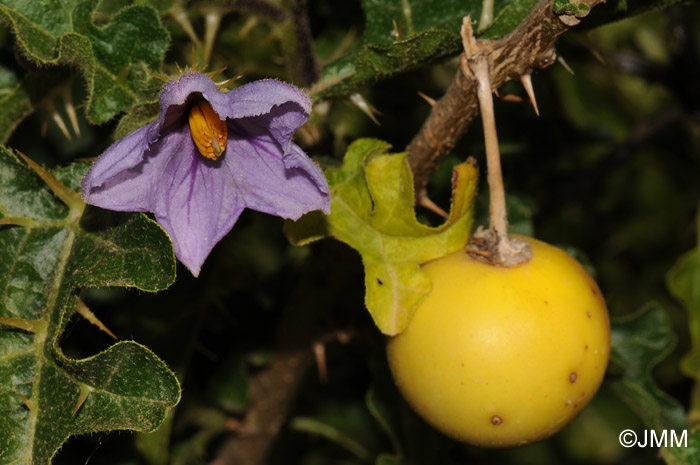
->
(377, 278, 383, 285)
(569, 372, 577, 383)
(491, 415, 502, 425)
(585, 345, 589, 350)
(586, 312, 592, 318)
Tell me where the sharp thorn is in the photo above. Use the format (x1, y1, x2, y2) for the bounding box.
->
(418, 194, 448, 218)
(520, 73, 540, 117)
(215, 74, 242, 90)
(500, 94, 526, 103)
(191, 45, 198, 71)
(349, 93, 381, 126)
(417, 91, 437, 107)
(391, 19, 402, 40)
(207, 67, 228, 80)
(47, 103, 72, 141)
(18, 392, 34, 411)
(0, 316, 42, 333)
(203, 10, 223, 66)
(146, 70, 170, 82)
(76, 299, 117, 340)
(557, 55, 575, 75)
(15, 150, 84, 212)
(172, 7, 202, 47)
(0, 216, 38, 228)
(60, 86, 81, 138)
(238, 16, 258, 39)
(72, 384, 93, 417)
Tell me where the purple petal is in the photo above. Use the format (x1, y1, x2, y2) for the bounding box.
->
(225, 118, 330, 220)
(220, 80, 311, 154)
(152, 135, 244, 277)
(155, 74, 311, 153)
(150, 73, 230, 143)
(81, 123, 165, 211)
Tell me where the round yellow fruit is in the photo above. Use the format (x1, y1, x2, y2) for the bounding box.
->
(386, 236, 610, 447)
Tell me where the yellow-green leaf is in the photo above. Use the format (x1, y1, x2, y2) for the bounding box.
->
(285, 138, 478, 335)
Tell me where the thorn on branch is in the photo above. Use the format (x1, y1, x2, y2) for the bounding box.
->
(417, 91, 437, 107)
(349, 93, 382, 126)
(557, 55, 575, 75)
(418, 194, 448, 218)
(519, 73, 540, 116)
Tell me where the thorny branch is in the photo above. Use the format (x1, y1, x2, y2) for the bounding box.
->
(211, 243, 359, 465)
(211, 1, 606, 463)
(407, 0, 605, 200)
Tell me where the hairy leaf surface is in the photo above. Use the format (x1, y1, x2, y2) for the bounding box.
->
(0, 0, 169, 135)
(0, 147, 179, 464)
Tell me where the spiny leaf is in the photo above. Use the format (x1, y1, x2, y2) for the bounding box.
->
(0, 0, 169, 128)
(310, 0, 537, 99)
(608, 303, 686, 432)
(0, 146, 179, 465)
(285, 138, 478, 335)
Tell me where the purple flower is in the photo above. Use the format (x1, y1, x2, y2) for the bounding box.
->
(82, 72, 330, 276)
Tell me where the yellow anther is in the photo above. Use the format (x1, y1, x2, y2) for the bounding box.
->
(188, 99, 227, 160)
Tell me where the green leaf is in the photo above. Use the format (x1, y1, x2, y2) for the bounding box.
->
(582, 0, 694, 29)
(661, 429, 700, 465)
(366, 386, 403, 465)
(608, 303, 686, 431)
(0, 146, 179, 464)
(291, 417, 373, 461)
(0, 0, 170, 125)
(0, 64, 32, 144)
(667, 206, 700, 383)
(310, 0, 537, 99)
(285, 138, 477, 335)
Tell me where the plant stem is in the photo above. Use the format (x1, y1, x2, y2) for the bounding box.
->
(472, 57, 508, 243)
(406, 0, 605, 200)
(460, 18, 531, 266)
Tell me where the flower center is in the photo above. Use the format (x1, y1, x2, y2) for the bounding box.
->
(188, 99, 227, 160)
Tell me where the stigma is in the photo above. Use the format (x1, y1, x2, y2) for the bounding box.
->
(188, 99, 227, 160)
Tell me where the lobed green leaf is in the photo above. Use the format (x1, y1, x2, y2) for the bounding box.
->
(310, 0, 537, 99)
(608, 303, 686, 432)
(0, 0, 169, 134)
(0, 146, 179, 464)
(285, 138, 478, 335)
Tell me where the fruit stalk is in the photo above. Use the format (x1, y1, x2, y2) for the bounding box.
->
(460, 18, 531, 266)
(473, 57, 508, 243)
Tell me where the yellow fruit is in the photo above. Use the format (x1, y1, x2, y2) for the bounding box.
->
(386, 235, 610, 447)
